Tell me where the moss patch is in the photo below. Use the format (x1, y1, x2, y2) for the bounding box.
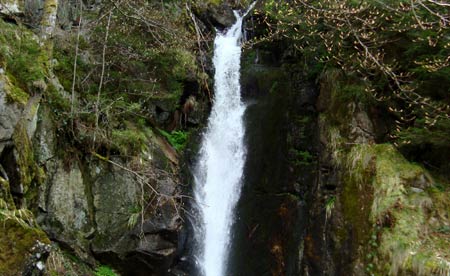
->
(0, 218, 49, 276)
(12, 118, 43, 206)
(338, 143, 450, 275)
(0, 19, 48, 95)
(1, 73, 29, 106)
(0, 178, 15, 209)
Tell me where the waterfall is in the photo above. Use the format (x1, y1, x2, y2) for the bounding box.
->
(193, 4, 254, 276)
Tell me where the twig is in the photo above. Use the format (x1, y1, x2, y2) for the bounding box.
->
(71, 0, 83, 126)
(93, 11, 112, 146)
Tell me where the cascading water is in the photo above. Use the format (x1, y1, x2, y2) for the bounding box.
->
(193, 4, 254, 276)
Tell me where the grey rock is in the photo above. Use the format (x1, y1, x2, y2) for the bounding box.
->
(24, 0, 44, 26)
(349, 103, 375, 144)
(34, 107, 56, 165)
(137, 234, 176, 257)
(22, 240, 51, 276)
(39, 160, 93, 261)
(207, 4, 236, 28)
(0, 0, 23, 15)
(410, 187, 424, 193)
(91, 163, 138, 252)
(410, 173, 432, 189)
(0, 78, 22, 153)
(46, 162, 90, 233)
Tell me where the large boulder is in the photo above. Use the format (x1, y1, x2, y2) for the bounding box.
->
(35, 108, 186, 274)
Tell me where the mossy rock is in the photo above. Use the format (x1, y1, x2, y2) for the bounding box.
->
(337, 143, 450, 275)
(0, 219, 50, 276)
(12, 120, 40, 194)
(369, 145, 449, 275)
(0, 177, 14, 208)
(0, 19, 48, 94)
(1, 73, 29, 106)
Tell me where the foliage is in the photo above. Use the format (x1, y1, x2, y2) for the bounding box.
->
(340, 144, 450, 275)
(46, 0, 203, 156)
(0, 20, 48, 94)
(159, 129, 189, 151)
(127, 205, 141, 229)
(325, 196, 335, 219)
(397, 117, 450, 147)
(0, 199, 36, 229)
(95, 265, 118, 276)
(111, 128, 148, 156)
(289, 148, 313, 166)
(253, 0, 450, 149)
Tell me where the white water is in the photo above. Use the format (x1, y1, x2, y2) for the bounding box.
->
(193, 5, 254, 276)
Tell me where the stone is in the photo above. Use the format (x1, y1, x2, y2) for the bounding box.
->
(0, 219, 50, 276)
(36, 261, 44, 270)
(40, 0, 58, 40)
(410, 187, 424, 193)
(46, 162, 89, 233)
(0, 77, 22, 153)
(137, 234, 176, 257)
(23, 95, 41, 141)
(348, 103, 375, 144)
(40, 160, 92, 261)
(24, 0, 45, 27)
(410, 173, 432, 189)
(34, 107, 56, 165)
(0, 0, 23, 15)
(207, 4, 236, 28)
(91, 163, 138, 252)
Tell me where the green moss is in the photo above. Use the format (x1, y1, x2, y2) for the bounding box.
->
(289, 149, 314, 166)
(339, 143, 450, 275)
(370, 145, 426, 220)
(95, 265, 118, 276)
(319, 69, 349, 124)
(111, 128, 148, 156)
(339, 145, 374, 258)
(12, 119, 42, 204)
(0, 219, 50, 275)
(158, 129, 189, 152)
(0, 20, 48, 94)
(0, 74, 29, 106)
(0, 179, 14, 209)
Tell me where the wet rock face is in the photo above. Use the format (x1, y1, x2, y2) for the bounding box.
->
(227, 43, 319, 275)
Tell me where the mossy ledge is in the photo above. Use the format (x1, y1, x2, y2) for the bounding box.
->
(320, 68, 450, 276)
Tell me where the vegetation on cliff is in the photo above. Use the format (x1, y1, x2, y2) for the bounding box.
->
(251, 1, 450, 275)
(0, 0, 219, 274)
(255, 0, 450, 173)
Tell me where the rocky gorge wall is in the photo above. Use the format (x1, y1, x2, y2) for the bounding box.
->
(0, 0, 219, 275)
(0, 0, 449, 275)
(223, 7, 449, 275)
